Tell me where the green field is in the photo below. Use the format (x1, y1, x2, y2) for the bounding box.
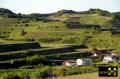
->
(55, 71, 120, 79)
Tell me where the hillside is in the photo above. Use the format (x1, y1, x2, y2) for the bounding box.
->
(0, 8, 120, 49)
(0, 8, 16, 18)
(0, 8, 120, 79)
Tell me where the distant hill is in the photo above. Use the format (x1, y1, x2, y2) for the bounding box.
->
(0, 8, 120, 29)
(0, 8, 17, 18)
(0, 8, 120, 19)
(1, 8, 120, 49)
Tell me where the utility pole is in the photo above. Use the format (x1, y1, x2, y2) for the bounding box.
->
(52, 63, 55, 79)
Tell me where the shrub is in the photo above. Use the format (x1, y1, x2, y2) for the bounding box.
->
(65, 66, 96, 75)
(30, 71, 46, 79)
(27, 54, 47, 64)
(1, 74, 22, 79)
(55, 66, 66, 77)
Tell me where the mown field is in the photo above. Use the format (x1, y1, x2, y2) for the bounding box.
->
(55, 71, 120, 79)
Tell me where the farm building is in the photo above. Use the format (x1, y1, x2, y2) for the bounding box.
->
(76, 58, 92, 66)
(91, 49, 119, 62)
(91, 49, 101, 57)
(103, 53, 119, 63)
(63, 58, 92, 66)
(63, 60, 76, 66)
(91, 49, 116, 57)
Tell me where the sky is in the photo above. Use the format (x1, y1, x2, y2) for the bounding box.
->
(0, 0, 120, 14)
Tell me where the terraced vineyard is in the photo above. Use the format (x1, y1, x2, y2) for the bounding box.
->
(0, 8, 120, 79)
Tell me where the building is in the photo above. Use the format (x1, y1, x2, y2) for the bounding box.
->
(76, 58, 92, 66)
(91, 49, 101, 57)
(103, 52, 118, 63)
(103, 55, 117, 63)
(63, 60, 76, 66)
(91, 49, 116, 57)
(63, 58, 92, 66)
(76, 59, 83, 66)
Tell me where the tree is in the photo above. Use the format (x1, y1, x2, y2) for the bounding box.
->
(27, 54, 47, 64)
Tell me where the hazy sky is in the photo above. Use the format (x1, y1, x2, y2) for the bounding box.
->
(0, 0, 120, 14)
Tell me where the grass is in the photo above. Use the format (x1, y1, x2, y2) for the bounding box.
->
(55, 70, 120, 79)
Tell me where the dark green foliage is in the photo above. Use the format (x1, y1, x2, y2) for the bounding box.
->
(30, 67, 52, 79)
(53, 66, 97, 77)
(31, 71, 45, 79)
(21, 30, 27, 36)
(19, 64, 43, 69)
(113, 12, 120, 20)
(28, 13, 50, 18)
(1, 74, 22, 79)
(0, 8, 16, 18)
(65, 66, 97, 75)
(27, 54, 47, 64)
(55, 9, 76, 16)
(55, 66, 67, 76)
(22, 20, 29, 23)
(80, 8, 113, 17)
(24, 38, 35, 41)
(0, 42, 41, 53)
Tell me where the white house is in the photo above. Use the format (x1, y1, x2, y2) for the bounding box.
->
(76, 59, 83, 66)
(76, 58, 92, 66)
(63, 58, 92, 66)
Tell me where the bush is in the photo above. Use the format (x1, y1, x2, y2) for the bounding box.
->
(1, 74, 22, 79)
(30, 66, 53, 79)
(55, 66, 66, 77)
(27, 54, 47, 64)
(30, 70, 47, 79)
(19, 64, 44, 69)
(65, 66, 96, 75)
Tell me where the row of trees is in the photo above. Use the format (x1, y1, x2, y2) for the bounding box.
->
(79, 9, 114, 17)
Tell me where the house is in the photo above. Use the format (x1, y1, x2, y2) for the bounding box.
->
(63, 60, 76, 66)
(103, 55, 117, 63)
(103, 53, 118, 63)
(76, 59, 83, 66)
(91, 49, 115, 57)
(91, 49, 101, 57)
(76, 58, 92, 66)
(82, 58, 92, 65)
(100, 50, 112, 56)
(63, 58, 92, 66)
